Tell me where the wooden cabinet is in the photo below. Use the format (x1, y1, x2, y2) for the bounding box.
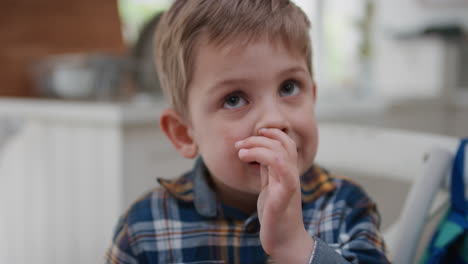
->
(0, 0, 126, 97)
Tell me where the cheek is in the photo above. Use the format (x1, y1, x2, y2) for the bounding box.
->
(306, 123, 319, 163)
(217, 124, 253, 161)
(309, 126, 318, 156)
(219, 126, 243, 150)
(294, 112, 318, 163)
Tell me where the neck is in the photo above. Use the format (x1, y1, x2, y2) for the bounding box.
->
(210, 177, 259, 215)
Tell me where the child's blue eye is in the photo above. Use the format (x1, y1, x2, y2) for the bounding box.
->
(223, 94, 247, 109)
(279, 80, 300, 97)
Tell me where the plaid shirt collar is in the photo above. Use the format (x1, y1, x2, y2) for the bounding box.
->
(157, 157, 336, 218)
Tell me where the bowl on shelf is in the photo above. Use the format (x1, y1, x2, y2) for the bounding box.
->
(31, 53, 135, 102)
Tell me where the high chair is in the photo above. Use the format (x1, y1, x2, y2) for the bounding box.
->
(315, 123, 466, 264)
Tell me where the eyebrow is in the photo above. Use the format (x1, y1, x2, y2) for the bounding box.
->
(206, 66, 308, 94)
(278, 66, 309, 78)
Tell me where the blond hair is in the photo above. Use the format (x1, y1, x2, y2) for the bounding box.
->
(154, 0, 312, 118)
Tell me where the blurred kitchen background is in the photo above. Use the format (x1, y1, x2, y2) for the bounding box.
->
(0, 0, 467, 263)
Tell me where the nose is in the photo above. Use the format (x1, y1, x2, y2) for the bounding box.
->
(254, 104, 290, 135)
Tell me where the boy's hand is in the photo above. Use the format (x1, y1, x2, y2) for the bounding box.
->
(235, 128, 314, 264)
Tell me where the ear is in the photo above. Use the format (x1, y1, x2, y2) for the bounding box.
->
(160, 108, 198, 159)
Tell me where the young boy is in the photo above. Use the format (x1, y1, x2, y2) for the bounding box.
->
(106, 0, 391, 263)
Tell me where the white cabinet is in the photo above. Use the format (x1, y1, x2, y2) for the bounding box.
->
(317, 99, 468, 137)
(0, 98, 193, 264)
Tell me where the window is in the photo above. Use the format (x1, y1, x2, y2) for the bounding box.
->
(118, 0, 172, 44)
(294, 0, 375, 99)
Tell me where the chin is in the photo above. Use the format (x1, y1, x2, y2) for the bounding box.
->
(234, 179, 261, 195)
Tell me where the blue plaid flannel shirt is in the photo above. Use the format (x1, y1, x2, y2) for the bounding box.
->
(105, 158, 391, 263)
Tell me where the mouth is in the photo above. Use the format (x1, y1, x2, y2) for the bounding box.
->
(249, 162, 260, 168)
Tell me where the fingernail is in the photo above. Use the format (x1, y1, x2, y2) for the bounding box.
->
(235, 141, 242, 148)
(239, 149, 248, 156)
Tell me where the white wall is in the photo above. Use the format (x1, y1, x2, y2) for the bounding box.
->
(377, 0, 468, 28)
(374, 0, 468, 99)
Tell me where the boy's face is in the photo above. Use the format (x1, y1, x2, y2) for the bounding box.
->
(186, 37, 318, 197)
